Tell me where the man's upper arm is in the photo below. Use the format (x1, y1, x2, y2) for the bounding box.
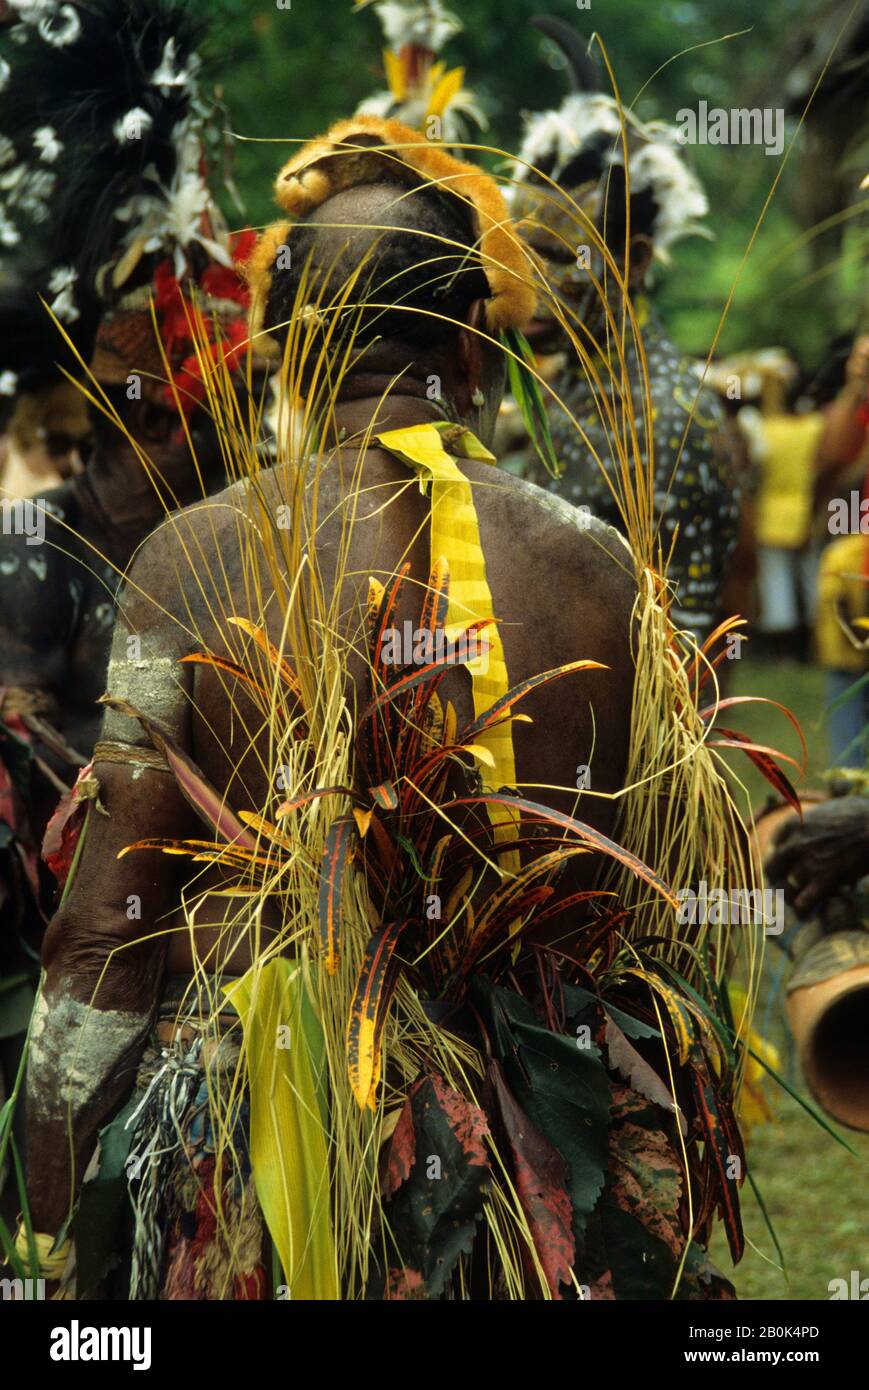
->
(26, 523, 203, 1231)
(41, 522, 198, 993)
(99, 521, 194, 750)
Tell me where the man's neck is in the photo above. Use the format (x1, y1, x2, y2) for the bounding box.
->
(331, 392, 451, 446)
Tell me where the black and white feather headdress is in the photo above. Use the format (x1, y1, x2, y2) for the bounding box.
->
(511, 16, 709, 260)
(0, 0, 234, 397)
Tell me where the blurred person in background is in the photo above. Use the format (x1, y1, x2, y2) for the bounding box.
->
(812, 334, 869, 766)
(508, 17, 740, 651)
(0, 381, 88, 497)
(751, 352, 825, 661)
(815, 334, 869, 485)
(0, 0, 260, 1199)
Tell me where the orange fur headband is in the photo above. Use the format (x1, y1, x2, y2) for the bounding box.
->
(246, 116, 537, 348)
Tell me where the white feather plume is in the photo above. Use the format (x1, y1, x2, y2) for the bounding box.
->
(512, 92, 709, 254)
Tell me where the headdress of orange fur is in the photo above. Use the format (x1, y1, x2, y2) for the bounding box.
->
(246, 116, 537, 349)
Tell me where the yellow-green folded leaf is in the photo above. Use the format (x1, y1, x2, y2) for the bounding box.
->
(225, 959, 338, 1299)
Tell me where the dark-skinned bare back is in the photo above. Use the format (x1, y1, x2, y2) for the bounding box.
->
(111, 441, 639, 970)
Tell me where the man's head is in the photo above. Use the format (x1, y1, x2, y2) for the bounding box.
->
(248, 118, 536, 446)
(261, 179, 506, 441)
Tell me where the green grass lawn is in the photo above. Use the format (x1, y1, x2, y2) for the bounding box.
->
(707, 655, 869, 1300)
(725, 653, 830, 805)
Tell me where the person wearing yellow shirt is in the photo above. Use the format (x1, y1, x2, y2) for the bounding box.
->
(755, 403, 826, 658)
(813, 336, 869, 767)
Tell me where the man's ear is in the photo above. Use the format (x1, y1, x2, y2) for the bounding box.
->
(457, 299, 487, 405)
(627, 234, 654, 289)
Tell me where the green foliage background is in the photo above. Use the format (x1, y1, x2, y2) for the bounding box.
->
(205, 0, 866, 370)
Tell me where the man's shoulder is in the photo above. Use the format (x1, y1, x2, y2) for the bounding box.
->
(470, 466, 634, 571)
(125, 480, 252, 580)
(125, 458, 637, 619)
(152, 477, 252, 539)
(353, 443, 635, 574)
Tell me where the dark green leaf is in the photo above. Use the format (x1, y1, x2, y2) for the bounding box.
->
(376, 1073, 490, 1299)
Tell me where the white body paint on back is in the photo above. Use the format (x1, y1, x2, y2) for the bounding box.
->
(497, 473, 634, 558)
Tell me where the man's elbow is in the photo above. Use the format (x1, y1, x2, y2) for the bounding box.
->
(41, 899, 167, 1011)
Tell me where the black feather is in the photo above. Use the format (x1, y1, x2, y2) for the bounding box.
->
(0, 268, 97, 390)
(0, 0, 207, 308)
(0, 0, 212, 389)
(531, 16, 601, 94)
